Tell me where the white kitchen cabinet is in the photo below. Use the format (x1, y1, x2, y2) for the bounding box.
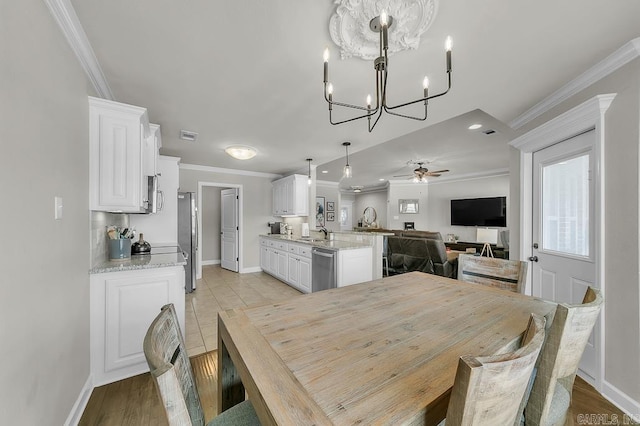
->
(260, 239, 269, 271)
(90, 266, 185, 386)
(260, 237, 313, 293)
(143, 123, 162, 177)
(287, 242, 313, 293)
(89, 96, 150, 212)
(337, 247, 373, 287)
(272, 174, 309, 216)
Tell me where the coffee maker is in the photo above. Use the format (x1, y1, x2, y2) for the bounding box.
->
(268, 222, 283, 234)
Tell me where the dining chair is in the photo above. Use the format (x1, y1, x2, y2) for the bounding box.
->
(457, 253, 528, 293)
(443, 313, 546, 426)
(523, 287, 603, 426)
(143, 304, 260, 426)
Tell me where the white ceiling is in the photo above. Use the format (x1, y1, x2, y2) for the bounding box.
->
(69, 0, 640, 189)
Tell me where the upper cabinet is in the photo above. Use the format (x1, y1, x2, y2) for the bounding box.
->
(272, 174, 309, 216)
(143, 123, 162, 178)
(89, 97, 154, 212)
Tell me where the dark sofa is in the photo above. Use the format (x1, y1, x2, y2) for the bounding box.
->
(387, 236, 434, 275)
(385, 231, 456, 278)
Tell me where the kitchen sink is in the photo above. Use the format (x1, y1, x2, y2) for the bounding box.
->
(297, 238, 326, 243)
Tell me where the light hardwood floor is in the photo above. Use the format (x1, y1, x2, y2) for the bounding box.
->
(80, 265, 634, 425)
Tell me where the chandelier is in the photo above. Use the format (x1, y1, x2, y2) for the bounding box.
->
(323, 11, 452, 132)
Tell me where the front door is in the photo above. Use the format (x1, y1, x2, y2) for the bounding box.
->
(220, 188, 239, 272)
(531, 129, 598, 383)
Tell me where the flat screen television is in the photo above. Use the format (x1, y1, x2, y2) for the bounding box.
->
(450, 196, 507, 227)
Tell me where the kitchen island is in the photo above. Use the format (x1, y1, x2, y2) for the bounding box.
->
(259, 235, 372, 293)
(89, 245, 186, 386)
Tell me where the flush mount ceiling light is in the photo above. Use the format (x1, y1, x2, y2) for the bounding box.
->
(351, 185, 363, 193)
(342, 142, 352, 178)
(224, 146, 257, 160)
(468, 123, 483, 130)
(323, 8, 452, 132)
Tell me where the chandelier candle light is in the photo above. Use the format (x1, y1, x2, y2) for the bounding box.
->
(323, 11, 452, 132)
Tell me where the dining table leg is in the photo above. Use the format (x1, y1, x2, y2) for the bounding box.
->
(217, 316, 246, 414)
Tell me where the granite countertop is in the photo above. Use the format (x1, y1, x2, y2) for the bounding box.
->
(261, 234, 371, 251)
(340, 230, 396, 236)
(90, 245, 186, 274)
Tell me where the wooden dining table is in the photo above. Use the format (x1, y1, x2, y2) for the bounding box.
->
(217, 271, 555, 425)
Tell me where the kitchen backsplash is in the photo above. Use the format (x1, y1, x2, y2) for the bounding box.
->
(90, 211, 129, 268)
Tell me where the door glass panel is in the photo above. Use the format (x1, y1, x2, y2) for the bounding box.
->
(542, 154, 589, 256)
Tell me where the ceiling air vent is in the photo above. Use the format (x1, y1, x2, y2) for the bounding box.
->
(482, 129, 496, 135)
(179, 130, 198, 142)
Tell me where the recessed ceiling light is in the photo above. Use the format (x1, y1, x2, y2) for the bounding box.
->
(379, 178, 385, 181)
(468, 123, 482, 130)
(224, 146, 257, 160)
(321, 170, 329, 174)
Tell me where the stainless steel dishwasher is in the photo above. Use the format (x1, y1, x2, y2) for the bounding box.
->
(312, 247, 337, 292)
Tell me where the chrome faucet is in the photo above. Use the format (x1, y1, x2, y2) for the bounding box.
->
(319, 227, 328, 239)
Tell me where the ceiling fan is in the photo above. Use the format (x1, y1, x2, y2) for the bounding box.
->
(393, 161, 449, 182)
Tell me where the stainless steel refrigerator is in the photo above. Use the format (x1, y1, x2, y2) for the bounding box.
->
(178, 192, 197, 293)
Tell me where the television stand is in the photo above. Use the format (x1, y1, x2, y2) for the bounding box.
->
(445, 241, 507, 259)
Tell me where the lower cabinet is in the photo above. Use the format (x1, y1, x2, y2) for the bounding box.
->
(90, 266, 185, 386)
(337, 247, 373, 287)
(260, 237, 312, 293)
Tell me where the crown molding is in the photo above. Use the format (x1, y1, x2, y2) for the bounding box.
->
(43, 0, 114, 99)
(510, 94, 616, 152)
(509, 38, 640, 130)
(316, 180, 340, 187)
(179, 163, 283, 179)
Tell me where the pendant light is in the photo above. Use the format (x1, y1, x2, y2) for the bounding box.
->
(342, 142, 352, 178)
(306, 158, 313, 185)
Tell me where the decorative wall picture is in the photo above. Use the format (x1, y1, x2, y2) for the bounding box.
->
(326, 201, 335, 212)
(316, 196, 325, 227)
(327, 212, 335, 221)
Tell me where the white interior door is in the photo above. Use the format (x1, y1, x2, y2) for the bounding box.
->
(220, 188, 239, 272)
(531, 129, 599, 383)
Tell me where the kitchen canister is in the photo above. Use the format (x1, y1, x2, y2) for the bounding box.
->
(109, 239, 132, 260)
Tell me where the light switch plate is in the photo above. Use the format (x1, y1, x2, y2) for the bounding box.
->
(55, 196, 63, 220)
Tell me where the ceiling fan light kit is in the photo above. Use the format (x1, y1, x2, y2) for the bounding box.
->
(393, 161, 449, 182)
(323, 6, 452, 132)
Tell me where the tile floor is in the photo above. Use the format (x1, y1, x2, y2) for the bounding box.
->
(184, 264, 302, 356)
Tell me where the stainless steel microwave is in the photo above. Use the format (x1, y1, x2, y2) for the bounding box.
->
(144, 175, 163, 214)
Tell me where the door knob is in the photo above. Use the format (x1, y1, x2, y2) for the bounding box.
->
(528, 256, 539, 262)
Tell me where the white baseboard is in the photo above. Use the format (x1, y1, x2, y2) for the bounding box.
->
(602, 380, 640, 422)
(241, 266, 262, 274)
(64, 375, 93, 426)
(201, 259, 221, 266)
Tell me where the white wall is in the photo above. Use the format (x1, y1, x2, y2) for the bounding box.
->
(386, 183, 429, 230)
(426, 175, 509, 242)
(202, 186, 222, 263)
(0, 0, 91, 422)
(178, 166, 277, 271)
(354, 190, 388, 228)
(316, 182, 341, 232)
